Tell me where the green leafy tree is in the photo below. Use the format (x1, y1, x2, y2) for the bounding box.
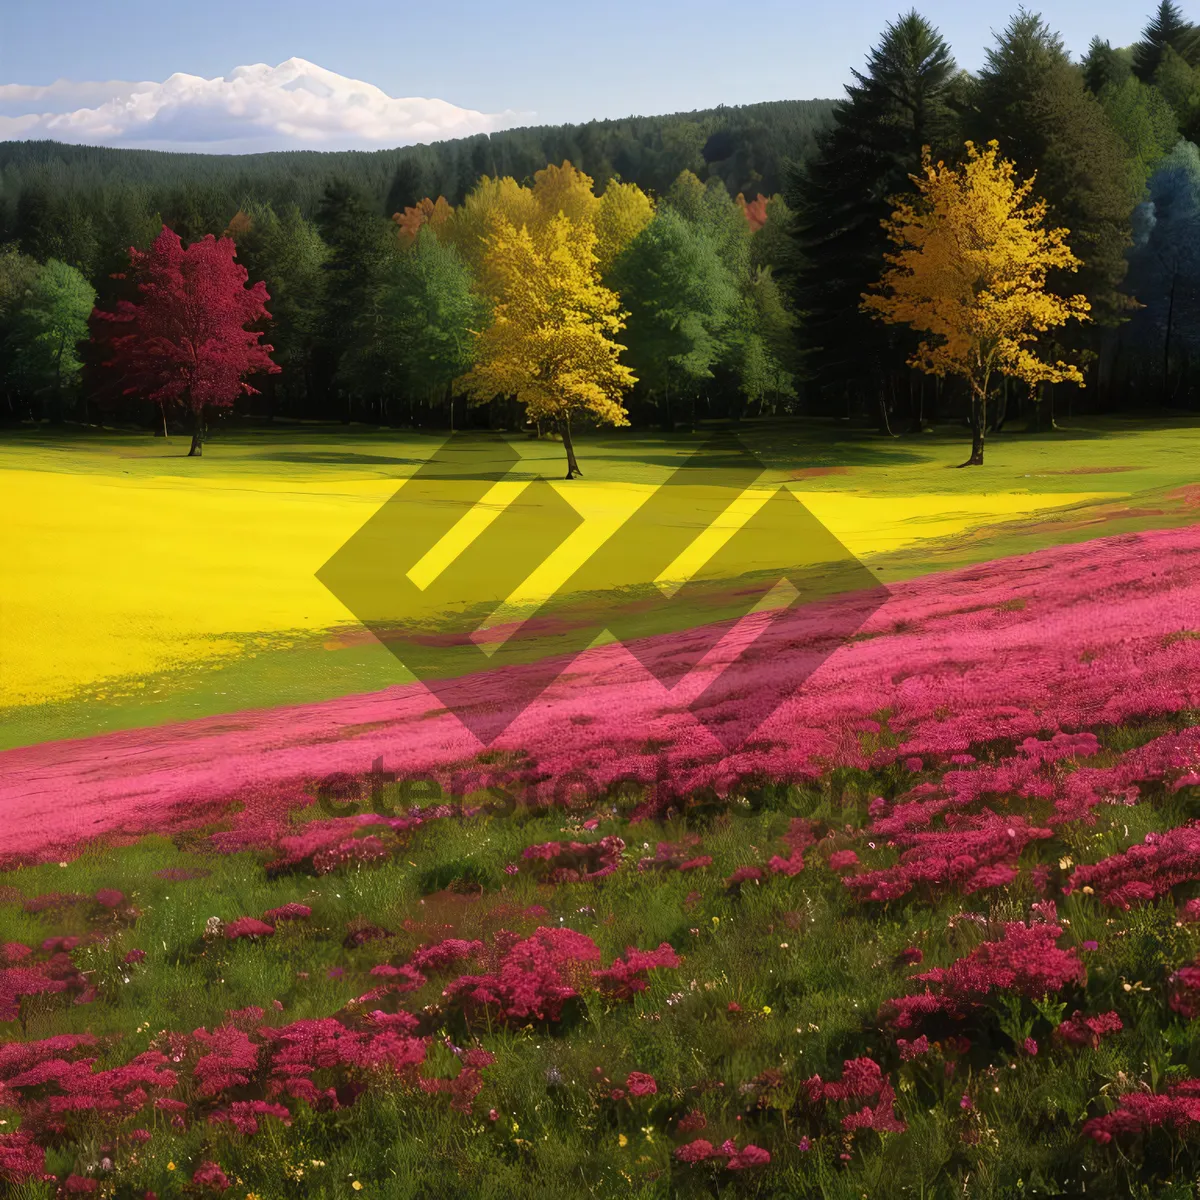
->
(1098, 75, 1180, 201)
(720, 266, 798, 416)
(749, 194, 794, 272)
(1153, 45, 1200, 141)
(609, 206, 739, 427)
(659, 171, 796, 417)
(342, 225, 485, 425)
(0, 241, 39, 323)
(6, 258, 96, 419)
(0, 242, 42, 416)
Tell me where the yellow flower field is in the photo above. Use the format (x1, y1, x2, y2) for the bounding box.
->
(0, 435, 1126, 711)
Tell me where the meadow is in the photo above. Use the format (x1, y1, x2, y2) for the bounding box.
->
(2, 417, 1190, 747)
(3, 419, 1200, 1198)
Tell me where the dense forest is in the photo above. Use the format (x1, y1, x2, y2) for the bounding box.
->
(5, 3, 1200, 441)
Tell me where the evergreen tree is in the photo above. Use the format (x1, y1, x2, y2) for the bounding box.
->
(313, 179, 395, 417)
(1133, 1, 1200, 82)
(385, 155, 437, 218)
(971, 11, 1134, 329)
(787, 11, 958, 406)
(230, 203, 329, 417)
(1083, 38, 1133, 94)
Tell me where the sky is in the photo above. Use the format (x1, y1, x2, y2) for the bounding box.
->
(0, 0, 1155, 151)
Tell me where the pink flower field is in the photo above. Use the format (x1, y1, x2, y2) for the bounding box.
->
(3, 522, 1198, 864)
(4, 522, 1200, 1198)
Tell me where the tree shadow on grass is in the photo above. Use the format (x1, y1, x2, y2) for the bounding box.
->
(245, 451, 428, 466)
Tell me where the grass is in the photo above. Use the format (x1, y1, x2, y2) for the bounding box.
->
(2, 732, 1199, 1198)
(3, 415, 1198, 752)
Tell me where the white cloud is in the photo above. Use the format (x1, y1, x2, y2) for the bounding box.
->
(0, 58, 532, 153)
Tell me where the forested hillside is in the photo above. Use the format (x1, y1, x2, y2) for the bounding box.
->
(0, 99, 836, 241)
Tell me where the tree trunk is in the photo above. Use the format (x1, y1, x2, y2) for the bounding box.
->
(1164, 271, 1177, 402)
(960, 391, 986, 466)
(53, 331, 64, 422)
(188, 407, 204, 457)
(993, 377, 1008, 433)
(160, 404, 169, 440)
(561, 416, 582, 479)
(877, 378, 895, 436)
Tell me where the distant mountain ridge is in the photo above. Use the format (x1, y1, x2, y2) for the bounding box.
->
(0, 95, 837, 222)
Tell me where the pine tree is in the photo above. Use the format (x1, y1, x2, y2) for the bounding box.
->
(971, 12, 1135, 330)
(228, 203, 329, 417)
(313, 180, 394, 417)
(1133, 1, 1200, 82)
(1083, 38, 1133, 95)
(787, 11, 958, 408)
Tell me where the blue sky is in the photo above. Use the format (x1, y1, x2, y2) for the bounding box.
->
(2, 0, 1153, 126)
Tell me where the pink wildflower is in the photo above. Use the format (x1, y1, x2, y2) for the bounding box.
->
(263, 903, 311, 923)
(191, 1161, 230, 1191)
(224, 918, 274, 940)
(626, 1071, 657, 1097)
(0, 1131, 45, 1183)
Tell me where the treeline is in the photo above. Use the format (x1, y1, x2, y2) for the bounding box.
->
(0, 99, 834, 268)
(77, 165, 800, 444)
(791, 2, 1200, 430)
(0, 98, 826, 430)
(7, 4, 1200, 436)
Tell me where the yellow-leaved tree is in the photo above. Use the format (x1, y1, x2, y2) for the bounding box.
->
(594, 180, 656, 274)
(861, 140, 1091, 466)
(446, 176, 540, 274)
(456, 211, 635, 478)
(532, 160, 601, 228)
